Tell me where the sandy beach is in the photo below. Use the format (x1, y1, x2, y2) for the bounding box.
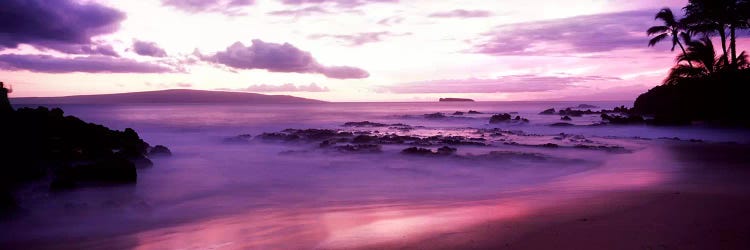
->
(367, 142, 750, 250)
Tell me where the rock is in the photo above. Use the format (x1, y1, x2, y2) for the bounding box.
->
(539, 108, 556, 115)
(561, 115, 572, 121)
(436, 146, 457, 155)
(452, 111, 465, 115)
(539, 143, 559, 148)
(575, 104, 598, 109)
(550, 122, 574, 127)
(335, 144, 382, 153)
(148, 145, 172, 157)
(224, 134, 253, 143)
(401, 147, 434, 155)
(489, 113, 512, 123)
(424, 112, 447, 119)
(467, 110, 482, 114)
(343, 121, 389, 127)
(601, 114, 644, 124)
(352, 134, 377, 144)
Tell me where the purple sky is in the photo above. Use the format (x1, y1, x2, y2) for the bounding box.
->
(1, 0, 743, 101)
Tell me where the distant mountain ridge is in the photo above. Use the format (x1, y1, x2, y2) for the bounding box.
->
(11, 89, 324, 104)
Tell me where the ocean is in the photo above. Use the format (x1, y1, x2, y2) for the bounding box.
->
(2, 101, 749, 249)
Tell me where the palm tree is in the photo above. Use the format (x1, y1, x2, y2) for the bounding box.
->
(648, 8, 693, 67)
(683, 0, 731, 66)
(665, 36, 719, 85)
(664, 32, 749, 85)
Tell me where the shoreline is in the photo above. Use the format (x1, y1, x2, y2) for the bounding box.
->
(358, 142, 750, 249)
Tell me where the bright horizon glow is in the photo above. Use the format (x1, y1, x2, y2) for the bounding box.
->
(4, 0, 747, 102)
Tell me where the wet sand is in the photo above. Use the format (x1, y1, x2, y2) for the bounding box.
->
(365, 142, 750, 250)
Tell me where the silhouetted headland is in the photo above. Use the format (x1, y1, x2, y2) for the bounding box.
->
(12, 89, 323, 105)
(0, 83, 170, 213)
(439, 98, 474, 102)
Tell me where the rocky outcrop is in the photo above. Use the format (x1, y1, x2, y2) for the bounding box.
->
(0, 105, 170, 193)
(490, 113, 529, 123)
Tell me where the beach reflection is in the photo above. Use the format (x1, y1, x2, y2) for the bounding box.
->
(131, 142, 672, 250)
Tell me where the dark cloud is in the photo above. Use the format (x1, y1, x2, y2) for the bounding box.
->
(200, 39, 369, 79)
(475, 10, 655, 55)
(383, 75, 621, 94)
(429, 9, 492, 18)
(162, 0, 254, 14)
(0, 0, 125, 54)
(308, 32, 409, 46)
(280, 0, 398, 8)
(232, 83, 330, 92)
(133, 40, 168, 57)
(0, 54, 174, 73)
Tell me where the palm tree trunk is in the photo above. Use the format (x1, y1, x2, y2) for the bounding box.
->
(677, 41, 694, 68)
(718, 28, 730, 66)
(730, 25, 737, 68)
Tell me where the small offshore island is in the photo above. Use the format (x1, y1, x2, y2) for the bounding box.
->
(439, 98, 475, 102)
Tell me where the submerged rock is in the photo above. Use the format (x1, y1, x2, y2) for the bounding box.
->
(424, 112, 447, 119)
(343, 121, 389, 127)
(148, 145, 172, 157)
(401, 147, 436, 155)
(539, 108, 556, 115)
(550, 122, 575, 127)
(601, 114, 645, 124)
(335, 144, 382, 153)
(224, 134, 253, 143)
(561, 116, 572, 121)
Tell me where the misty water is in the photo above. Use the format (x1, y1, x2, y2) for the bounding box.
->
(3, 101, 750, 249)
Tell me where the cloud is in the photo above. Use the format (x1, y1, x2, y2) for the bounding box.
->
(0, 54, 175, 73)
(382, 75, 621, 94)
(280, 0, 398, 8)
(200, 39, 369, 79)
(268, 6, 331, 16)
(133, 40, 168, 57)
(0, 0, 125, 54)
(162, 0, 254, 14)
(308, 32, 409, 46)
(235, 83, 330, 92)
(429, 9, 492, 18)
(377, 16, 404, 26)
(475, 10, 655, 56)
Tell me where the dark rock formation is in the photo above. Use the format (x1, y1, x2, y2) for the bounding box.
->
(467, 110, 482, 114)
(561, 116, 572, 121)
(343, 121, 389, 127)
(335, 144, 382, 153)
(149, 145, 172, 157)
(0, 84, 169, 197)
(452, 111, 465, 115)
(224, 134, 253, 143)
(424, 112, 447, 119)
(601, 114, 645, 125)
(550, 122, 574, 127)
(489, 113, 512, 123)
(490, 113, 528, 123)
(539, 108, 556, 115)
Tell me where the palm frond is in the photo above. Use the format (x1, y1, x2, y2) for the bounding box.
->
(647, 26, 669, 35)
(648, 33, 669, 47)
(655, 8, 677, 27)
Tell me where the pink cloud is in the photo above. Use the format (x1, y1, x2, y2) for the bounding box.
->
(200, 39, 369, 79)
